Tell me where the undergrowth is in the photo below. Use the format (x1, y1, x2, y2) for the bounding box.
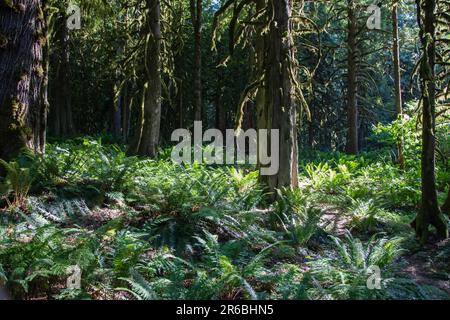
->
(0, 121, 448, 300)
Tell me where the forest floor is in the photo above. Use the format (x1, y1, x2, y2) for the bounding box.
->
(0, 138, 449, 300)
(317, 203, 450, 295)
(398, 240, 450, 294)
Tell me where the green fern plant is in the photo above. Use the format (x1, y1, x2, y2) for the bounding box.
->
(274, 189, 322, 246)
(117, 269, 158, 300)
(348, 198, 380, 233)
(0, 159, 35, 207)
(305, 232, 403, 299)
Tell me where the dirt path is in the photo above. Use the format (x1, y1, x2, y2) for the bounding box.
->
(318, 203, 350, 236)
(317, 202, 449, 298)
(398, 239, 450, 296)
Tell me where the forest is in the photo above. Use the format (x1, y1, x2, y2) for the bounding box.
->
(0, 0, 449, 301)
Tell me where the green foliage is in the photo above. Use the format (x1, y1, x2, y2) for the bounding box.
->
(273, 189, 322, 246)
(305, 232, 404, 300)
(304, 162, 352, 193)
(0, 156, 36, 206)
(0, 220, 99, 298)
(0, 139, 448, 300)
(348, 198, 380, 233)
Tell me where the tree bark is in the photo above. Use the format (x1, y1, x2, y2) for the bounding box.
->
(128, 85, 145, 155)
(137, 0, 161, 158)
(122, 83, 131, 143)
(260, 0, 299, 195)
(392, 0, 405, 169)
(215, 66, 226, 134)
(113, 69, 122, 139)
(345, 0, 358, 155)
(213, 43, 226, 133)
(414, 0, 448, 241)
(190, 0, 202, 122)
(0, 0, 48, 161)
(177, 78, 184, 128)
(255, 0, 268, 179)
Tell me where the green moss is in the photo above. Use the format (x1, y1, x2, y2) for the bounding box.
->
(19, 72, 28, 81)
(34, 65, 44, 78)
(8, 121, 32, 139)
(22, 125, 33, 138)
(10, 97, 25, 121)
(37, 36, 47, 47)
(37, 7, 44, 22)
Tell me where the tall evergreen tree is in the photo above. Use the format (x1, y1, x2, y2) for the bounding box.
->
(413, 0, 448, 241)
(136, 0, 162, 157)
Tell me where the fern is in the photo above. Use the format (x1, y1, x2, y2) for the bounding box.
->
(0, 159, 35, 207)
(305, 232, 404, 299)
(118, 269, 158, 300)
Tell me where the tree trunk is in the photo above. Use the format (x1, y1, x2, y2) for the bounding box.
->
(113, 92, 122, 138)
(137, 0, 161, 158)
(177, 78, 184, 128)
(215, 65, 226, 134)
(345, 0, 358, 155)
(122, 83, 131, 143)
(255, 0, 268, 178)
(261, 0, 299, 195)
(190, 0, 202, 122)
(414, 0, 448, 241)
(39, 0, 49, 152)
(0, 0, 48, 161)
(128, 85, 145, 155)
(392, 0, 405, 169)
(51, 8, 74, 137)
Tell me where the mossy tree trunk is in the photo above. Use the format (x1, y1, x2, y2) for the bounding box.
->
(190, 0, 202, 122)
(255, 0, 268, 176)
(0, 0, 48, 161)
(345, 0, 358, 155)
(414, 0, 448, 241)
(259, 0, 299, 195)
(214, 58, 226, 134)
(392, 0, 404, 169)
(136, 0, 161, 158)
